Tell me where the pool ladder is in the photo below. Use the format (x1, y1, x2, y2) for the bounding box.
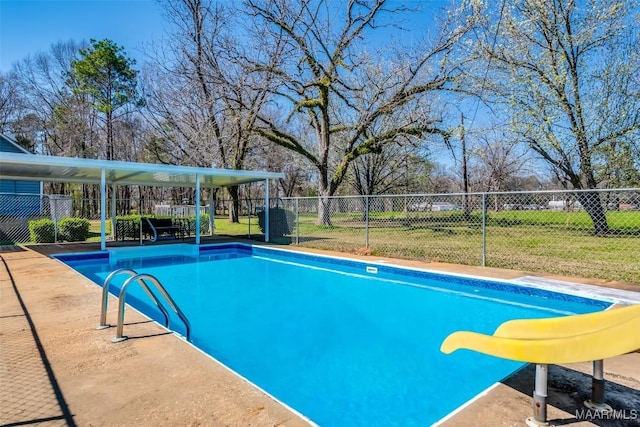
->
(97, 268, 191, 343)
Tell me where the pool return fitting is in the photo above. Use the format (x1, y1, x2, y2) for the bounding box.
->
(98, 268, 191, 343)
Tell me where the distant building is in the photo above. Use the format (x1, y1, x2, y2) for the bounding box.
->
(0, 134, 42, 216)
(548, 200, 582, 211)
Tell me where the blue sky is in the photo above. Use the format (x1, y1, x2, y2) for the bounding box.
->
(0, 0, 454, 74)
(0, 0, 166, 72)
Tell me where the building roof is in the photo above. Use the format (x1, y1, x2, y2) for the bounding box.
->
(0, 133, 32, 154)
(0, 152, 283, 188)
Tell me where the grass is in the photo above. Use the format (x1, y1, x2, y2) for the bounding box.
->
(291, 210, 640, 283)
(214, 216, 261, 237)
(75, 211, 640, 284)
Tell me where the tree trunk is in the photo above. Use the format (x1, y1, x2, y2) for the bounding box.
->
(317, 194, 332, 226)
(120, 186, 131, 215)
(577, 191, 609, 235)
(228, 185, 240, 223)
(91, 185, 99, 217)
(461, 113, 472, 221)
(316, 166, 333, 226)
(82, 184, 89, 218)
(106, 109, 113, 161)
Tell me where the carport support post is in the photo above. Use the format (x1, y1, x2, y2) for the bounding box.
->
(264, 179, 270, 242)
(526, 364, 549, 427)
(195, 174, 201, 245)
(100, 168, 106, 251)
(111, 185, 116, 240)
(209, 186, 215, 236)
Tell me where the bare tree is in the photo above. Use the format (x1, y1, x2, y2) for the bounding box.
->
(252, 141, 315, 197)
(11, 40, 146, 215)
(144, 0, 281, 222)
(467, 127, 534, 193)
(349, 142, 433, 196)
(470, 0, 640, 234)
(11, 40, 96, 157)
(429, 163, 460, 194)
(247, 0, 478, 224)
(0, 71, 24, 134)
(11, 40, 104, 200)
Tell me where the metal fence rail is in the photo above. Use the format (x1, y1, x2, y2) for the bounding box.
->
(0, 194, 216, 245)
(274, 189, 640, 283)
(2, 189, 639, 283)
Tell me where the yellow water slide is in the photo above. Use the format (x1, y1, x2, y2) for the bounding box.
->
(440, 303, 640, 426)
(440, 303, 640, 364)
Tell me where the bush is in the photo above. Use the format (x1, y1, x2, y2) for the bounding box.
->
(187, 213, 210, 233)
(58, 217, 90, 242)
(28, 219, 55, 243)
(257, 207, 295, 238)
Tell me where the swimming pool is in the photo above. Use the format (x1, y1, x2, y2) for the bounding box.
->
(56, 243, 610, 426)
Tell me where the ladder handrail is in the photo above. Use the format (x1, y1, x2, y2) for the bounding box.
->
(98, 268, 169, 329)
(113, 273, 191, 343)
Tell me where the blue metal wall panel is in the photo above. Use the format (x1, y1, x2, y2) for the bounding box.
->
(1, 135, 42, 216)
(0, 181, 16, 193)
(0, 137, 26, 153)
(14, 180, 40, 193)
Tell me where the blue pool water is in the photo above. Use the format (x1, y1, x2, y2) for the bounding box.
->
(56, 244, 609, 426)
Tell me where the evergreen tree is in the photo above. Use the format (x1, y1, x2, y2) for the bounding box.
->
(71, 39, 139, 160)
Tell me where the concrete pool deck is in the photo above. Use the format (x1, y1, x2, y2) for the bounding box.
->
(1, 241, 639, 426)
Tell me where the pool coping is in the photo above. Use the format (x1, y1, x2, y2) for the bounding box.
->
(2, 241, 640, 426)
(56, 242, 634, 309)
(50, 244, 317, 426)
(1, 243, 314, 427)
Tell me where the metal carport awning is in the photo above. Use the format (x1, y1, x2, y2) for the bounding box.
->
(0, 152, 284, 249)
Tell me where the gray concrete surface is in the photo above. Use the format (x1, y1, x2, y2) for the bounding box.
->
(1, 242, 639, 426)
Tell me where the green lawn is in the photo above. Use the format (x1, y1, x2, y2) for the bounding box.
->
(290, 210, 640, 283)
(81, 210, 640, 284)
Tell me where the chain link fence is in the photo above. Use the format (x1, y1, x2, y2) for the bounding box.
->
(0, 194, 71, 244)
(272, 189, 640, 283)
(2, 189, 640, 282)
(0, 194, 220, 245)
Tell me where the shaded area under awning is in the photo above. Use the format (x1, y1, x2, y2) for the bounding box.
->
(0, 153, 283, 248)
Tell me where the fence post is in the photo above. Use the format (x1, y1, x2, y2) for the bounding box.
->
(482, 192, 487, 267)
(365, 196, 370, 248)
(53, 196, 58, 243)
(295, 197, 299, 245)
(264, 179, 270, 243)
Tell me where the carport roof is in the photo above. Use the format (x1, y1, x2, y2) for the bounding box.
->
(0, 152, 283, 187)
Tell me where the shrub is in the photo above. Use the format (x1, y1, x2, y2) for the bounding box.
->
(58, 217, 90, 242)
(28, 219, 55, 243)
(116, 214, 141, 222)
(187, 213, 210, 233)
(257, 207, 295, 238)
